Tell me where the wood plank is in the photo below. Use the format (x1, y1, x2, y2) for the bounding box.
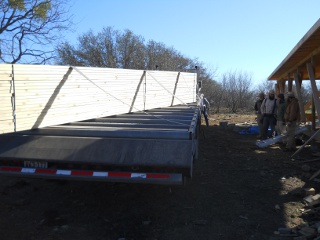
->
(1, 64, 196, 133)
(0, 126, 14, 134)
(0, 64, 13, 74)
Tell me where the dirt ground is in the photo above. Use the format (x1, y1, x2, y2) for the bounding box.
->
(1, 113, 320, 240)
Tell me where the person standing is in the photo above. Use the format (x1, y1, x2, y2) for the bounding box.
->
(276, 93, 287, 137)
(200, 94, 210, 127)
(254, 92, 265, 138)
(284, 92, 300, 151)
(260, 90, 277, 139)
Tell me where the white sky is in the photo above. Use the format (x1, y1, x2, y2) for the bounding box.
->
(65, 0, 320, 86)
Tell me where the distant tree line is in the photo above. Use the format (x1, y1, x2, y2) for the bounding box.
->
(56, 27, 199, 71)
(56, 27, 315, 114)
(202, 73, 313, 114)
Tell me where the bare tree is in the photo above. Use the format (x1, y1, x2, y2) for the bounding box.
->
(77, 30, 106, 67)
(145, 40, 191, 71)
(57, 28, 146, 69)
(57, 27, 119, 67)
(197, 66, 220, 112)
(55, 41, 81, 66)
(0, 0, 72, 64)
(100, 27, 117, 68)
(221, 70, 253, 113)
(201, 78, 223, 113)
(56, 27, 197, 72)
(159, 47, 194, 71)
(237, 71, 253, 109)
(145, 40, 160, 70)
(255, 80, 276, 96)
(116, 29, 145, 69)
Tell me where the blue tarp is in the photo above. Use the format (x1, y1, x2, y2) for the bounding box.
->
(239, 126, 259, 135)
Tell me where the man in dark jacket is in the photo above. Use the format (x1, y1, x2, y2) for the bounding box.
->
(284, 92, 300, 151)
(254, 92, 265, 138)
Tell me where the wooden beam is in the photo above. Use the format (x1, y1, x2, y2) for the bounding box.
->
(307, 62, 320, 123)
(275, 83, 279, 95)
(312, 95, 316, 130)
(277, 46, 320, 80)
(287, 73, 293, 91)
(1, 64, 196, 133)
(279, 79, 286, 93)
(294, 72, 306, 122)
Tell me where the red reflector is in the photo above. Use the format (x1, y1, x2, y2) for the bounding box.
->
(71, 171, 93, 176)
(36, 169, 56, 174)
(0, 167, 21, 172)
(147, 173, 170, 179)
(108, 172, 131, 178)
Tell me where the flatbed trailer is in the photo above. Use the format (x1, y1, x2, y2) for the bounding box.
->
(0, 104, 200, 185)
(0, 64, 201, 185)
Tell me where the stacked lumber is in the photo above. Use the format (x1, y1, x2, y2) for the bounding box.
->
(0, 64, 196, 133)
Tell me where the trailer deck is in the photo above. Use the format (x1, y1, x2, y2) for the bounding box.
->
(0, 104, 200, 185)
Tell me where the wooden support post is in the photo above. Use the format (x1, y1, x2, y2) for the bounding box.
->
(312, 95, 316, 130)
(310, 57, 316, 132)
(298, 73, 303, 87)
(294, 72, 306, 122)
(279, 79, 286, 93)
(288, 73, 293, 92)
(275, 83, 280, 95)
(307, 62, 320, 125)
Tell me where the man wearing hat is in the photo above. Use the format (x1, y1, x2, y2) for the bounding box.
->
(260, 89, 277, 139)
(284, 92, 300, 151)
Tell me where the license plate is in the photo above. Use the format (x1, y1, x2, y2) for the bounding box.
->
(24, 161, 48, 169)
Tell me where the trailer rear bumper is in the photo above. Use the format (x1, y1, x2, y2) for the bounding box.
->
(0, 166, 183, 185)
